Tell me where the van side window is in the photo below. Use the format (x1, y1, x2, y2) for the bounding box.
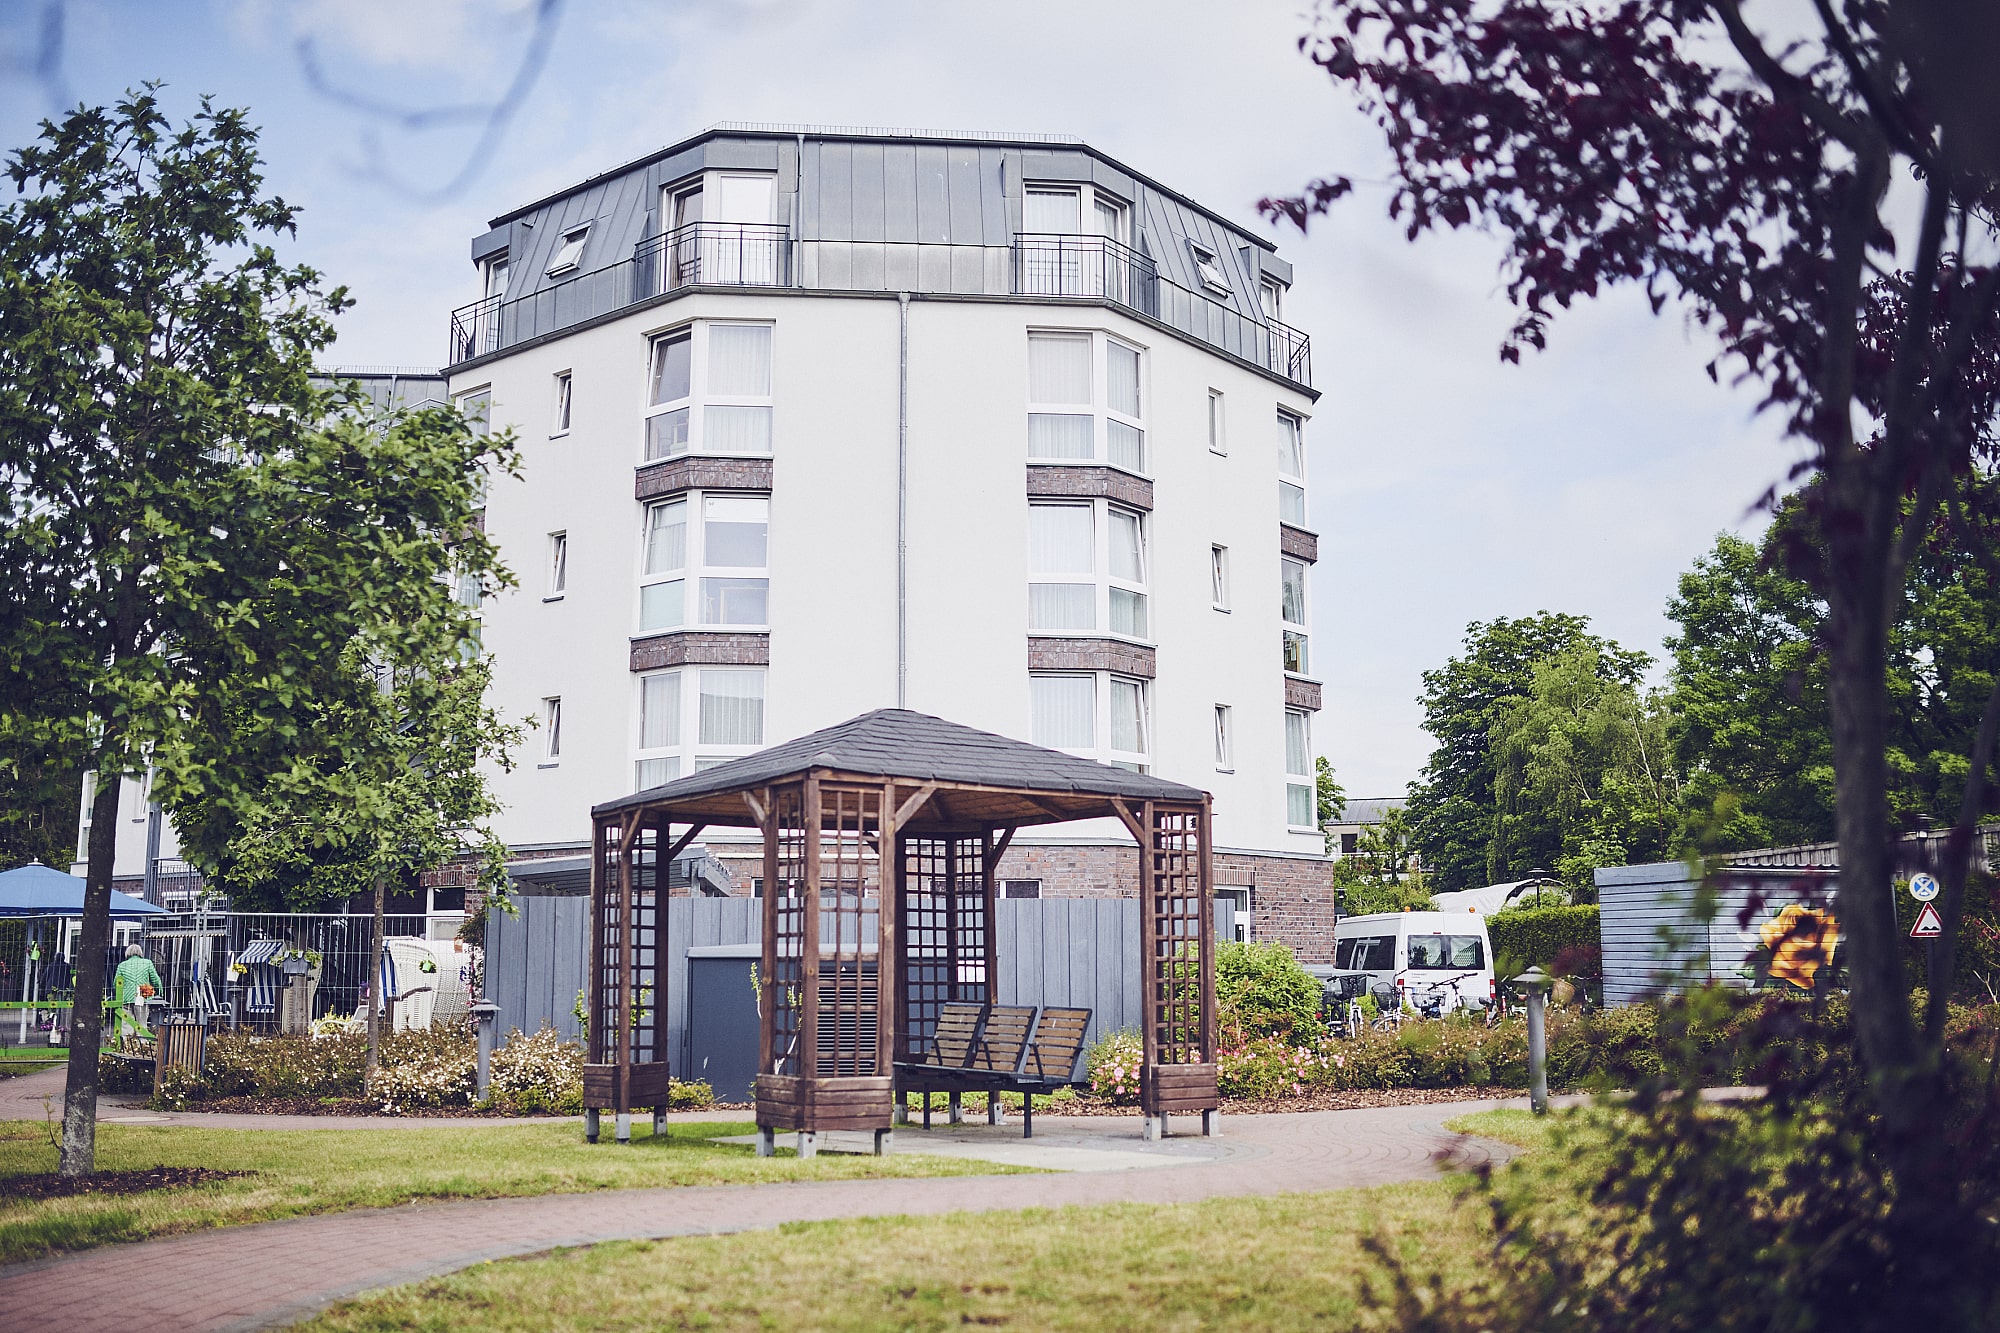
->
(1408, 934, 1485, 969)
(1335, 935, 1396, 971)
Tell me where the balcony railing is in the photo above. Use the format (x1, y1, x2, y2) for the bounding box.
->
(448, 229, 1312, 388)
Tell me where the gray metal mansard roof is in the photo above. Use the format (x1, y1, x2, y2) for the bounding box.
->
(592, 708, 1206, 831)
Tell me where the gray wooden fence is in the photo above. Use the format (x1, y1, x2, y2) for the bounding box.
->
(1596, 861, 1838, 1004)
(486, 895, 1232, 1076)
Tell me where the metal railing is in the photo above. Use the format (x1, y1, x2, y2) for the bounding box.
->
(139, 911, 444, 1031)
(447, 230, 1312, 388)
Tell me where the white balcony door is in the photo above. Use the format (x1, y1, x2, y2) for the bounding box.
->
(713, 174, 776, 283)
(1024, 187, 1084, 294)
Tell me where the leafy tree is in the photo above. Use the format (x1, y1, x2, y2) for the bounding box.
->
(1333, 804, 1436, 915)
(1314, 755, 1346, 853)
(1669, 509, 2000, 852)
(0, 92, 512, 1175)
(1404, 614, 1648, 892)
(1269, 0, 2000, 1317)
(170, 647, 519, 912)
(1489, 642, 1679, 889)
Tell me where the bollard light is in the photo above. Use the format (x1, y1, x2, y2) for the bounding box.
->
(1512, 967, 1554, 1115)
(471, 999, 501, 1103)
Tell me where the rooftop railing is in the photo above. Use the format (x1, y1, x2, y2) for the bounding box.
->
(448, 228, 1312, 388)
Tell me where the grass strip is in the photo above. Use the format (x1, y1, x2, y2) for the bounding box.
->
(300, 1109, 1556, 1332)
(0, 1119, 1026, 1265)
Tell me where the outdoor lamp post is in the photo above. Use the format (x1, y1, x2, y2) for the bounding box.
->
(1513, 966, 1554, 1115)
(471, 999, 500, 1103)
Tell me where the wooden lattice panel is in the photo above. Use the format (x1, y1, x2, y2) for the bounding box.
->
(895, 834, 990, 1061)
(813, 785, 882, 1078)
(765, 784, 806, 1078)
(1145, 804, 1209, 1066)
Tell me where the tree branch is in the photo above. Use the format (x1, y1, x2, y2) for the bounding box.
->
(1711, 0, 1864, 148)
(1810, 0, 1929, 164)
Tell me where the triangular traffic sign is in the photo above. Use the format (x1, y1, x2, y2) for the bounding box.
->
(1911, 903, 1945, 939)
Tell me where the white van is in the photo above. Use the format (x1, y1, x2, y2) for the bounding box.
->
(1331, 911, 1496, 1015)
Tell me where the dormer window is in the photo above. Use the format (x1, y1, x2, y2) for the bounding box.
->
(1189, 244, 1231, 297)
(546, 225, 590, 276)
(1260, 276, 1285, 319)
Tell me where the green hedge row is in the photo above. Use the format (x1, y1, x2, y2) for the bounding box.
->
(1487, 904, 1601, 978)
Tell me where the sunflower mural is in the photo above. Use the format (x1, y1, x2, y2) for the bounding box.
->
(1755, 903, 1842, 991)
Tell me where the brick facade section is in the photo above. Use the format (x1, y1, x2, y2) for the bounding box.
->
(1026, 637, 1157, 679)
(1279, 523, 1318, 562)
(629, 631, 771, 672)
(1285, 676, 1322, 712)
(1024, 465, 1154, 511)
(634, 455, 775, 501)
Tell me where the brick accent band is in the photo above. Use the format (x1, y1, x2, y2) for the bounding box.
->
(1027, 637, 1157, 679)
(1280, 523, 1318, 563)
(1025, 465, 1154, 511)
(635, 455, 775, 501)
(630, 631, 771, 672)
(1285, 676, 1323, 711)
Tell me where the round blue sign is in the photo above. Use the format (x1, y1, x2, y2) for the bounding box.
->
(1909, 873, 1940, 902)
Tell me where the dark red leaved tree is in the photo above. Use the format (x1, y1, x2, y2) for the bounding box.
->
(1267, 0, 2000, 1304)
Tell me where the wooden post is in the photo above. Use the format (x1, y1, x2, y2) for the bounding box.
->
(980, 828, 1002, 1005)
(800, 774, 822, 1097)
(615, 813, 638, 1142)
(877, 782, 899, 1084)
(1198, 798, 1217, 1064)
(1138, 799, 1162, 1141)
(758, 790, 777, 1081)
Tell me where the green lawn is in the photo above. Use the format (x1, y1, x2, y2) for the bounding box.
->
(300, 1109, 1562, 1333)
(0, 1119, 1028, 1265)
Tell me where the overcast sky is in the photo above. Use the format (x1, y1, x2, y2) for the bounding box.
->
(0, 0, 1797, 798)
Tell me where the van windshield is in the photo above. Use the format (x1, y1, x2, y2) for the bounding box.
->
(1334, 935, 1396, 971)
(1407, 935, 1485, 969)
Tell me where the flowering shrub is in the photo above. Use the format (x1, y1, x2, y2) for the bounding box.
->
(152, 1064, 202, 1111)
(309, 1012, 364, 1037)
(371, 1039, 476, 1112)
(1085, 1028, 1143, 1104)
(490, 1025, 585, 1114)
(1218, 1036, 1329, 1099)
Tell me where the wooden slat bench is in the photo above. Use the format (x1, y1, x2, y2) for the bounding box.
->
(895, 1002, 1092, 1138)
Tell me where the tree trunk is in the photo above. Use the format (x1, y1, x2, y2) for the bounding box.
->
(59, 767, 125, 1177)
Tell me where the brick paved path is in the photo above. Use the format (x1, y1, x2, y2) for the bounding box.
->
(0, 1098, 1522, 1332)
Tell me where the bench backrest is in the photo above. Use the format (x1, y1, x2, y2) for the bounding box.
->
(971, 1005, 1038, 1073)
(923, 1002, 985, 1067)
(1022, 1006, 1092, 1081)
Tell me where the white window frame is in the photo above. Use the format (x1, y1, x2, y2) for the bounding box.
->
(1021, 181, 1130, 243)
(638, 489, 770, 634)
(456, 386, 492, 505)
(552, 370, 572, 436)
(541, 697, 563, 765)
(481, 253, 509, 300)
(545, 531, 567, 601)
(1282, 556, 1310, 676)
(634, 665, 767, 788)
(1278, 409, 1308, 527)
(1214, 704, 1233, 772)
(1189, 242, 1232, 296)
(1217, 886, 1252, 943)
(545, 225, 590, 276)
(1026, 498, 1149, 643)
(1026, 328, 1147, 475)
(1259, 276, 1284, 320)
(1207, 388, 1226, 455)
(659, 172, 779, 285)
(643, 321, 775, 462)
(1286, 709, 1316, 831)
(1211, 544, 1230, 611)
(1028, 670, 1151, 771)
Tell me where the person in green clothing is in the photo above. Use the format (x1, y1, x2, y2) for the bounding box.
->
(112, 944, 164, 1041)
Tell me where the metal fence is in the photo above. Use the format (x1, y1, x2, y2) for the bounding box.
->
(485, 894, 1235, 1079)
(448, 230, 1311, 387)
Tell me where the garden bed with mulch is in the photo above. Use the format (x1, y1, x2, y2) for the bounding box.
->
(153, 1095, 757, 1118)
(0, 1165, 254, 1201)
(1002, 1086, 1526, 1117)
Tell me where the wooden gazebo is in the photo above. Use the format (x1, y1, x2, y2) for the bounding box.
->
(582, 708, 1219, 1153)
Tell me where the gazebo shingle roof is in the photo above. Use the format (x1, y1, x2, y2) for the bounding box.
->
(592, 708, 1204, 827)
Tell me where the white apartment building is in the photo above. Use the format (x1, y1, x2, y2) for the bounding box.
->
(86, 124, 1336, 958)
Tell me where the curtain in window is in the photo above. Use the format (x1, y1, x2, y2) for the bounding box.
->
(1108, 510, 1144, 582)
(1107, 343, 1140, 416)
(701, 577, 769, 625)
(1029, 584, 1094, 631)
(707, 325, 771, 395)
(1285, 710, 1310, 777)
(700, 669, 765, 745)
(1028, 504, 1092, 572)
(1110, 589, 1147, 638)
(1031, 675, 1095, 748)
(1106, 420, 1145, 471)
(645, 501, 687, 574)
(1288, 782, 1315, 828)
(1279, 480, 1307, 526)
(1278, 413, 1305, 476)
(1028, 413, 1094, 460)
(1025, 189, 1082, 233)
(1028, 333, 1091, 403)
(635, 756, 681, 791)
(640, 672, 681, 749)
(1111, 678, 1147, 755)
(702, 405, 771, 453)
(1281, 558, 1307, 624)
